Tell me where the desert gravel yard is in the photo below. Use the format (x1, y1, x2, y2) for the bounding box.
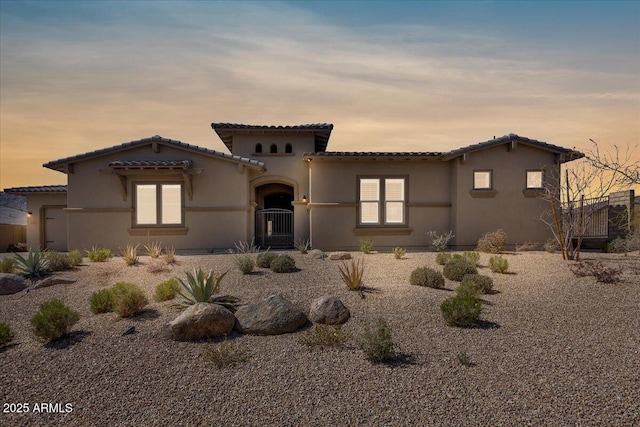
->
(1, 250, 639, 426)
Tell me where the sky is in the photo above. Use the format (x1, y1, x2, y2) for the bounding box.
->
(1, 0, 639, 189)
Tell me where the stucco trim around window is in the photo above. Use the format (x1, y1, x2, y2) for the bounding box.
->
(469, 189, 497, 198)
(133, 182, 185, 228)
(127, 227, 188, 236)
(352, 227, 413, 236)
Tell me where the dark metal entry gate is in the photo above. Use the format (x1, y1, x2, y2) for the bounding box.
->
(255, 208, 293, 249)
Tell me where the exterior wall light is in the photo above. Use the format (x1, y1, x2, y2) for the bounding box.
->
(302, 195, 308, 203)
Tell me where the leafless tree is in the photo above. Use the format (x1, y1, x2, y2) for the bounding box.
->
(586, 139, 639, 187)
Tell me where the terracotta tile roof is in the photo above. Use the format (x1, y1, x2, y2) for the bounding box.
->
(4, 185, 68, 193)
(212, 123, 334, 153)
(44, 135, 265, 173)
(108, 159, 194, 169)
(303, 151, 444, 159)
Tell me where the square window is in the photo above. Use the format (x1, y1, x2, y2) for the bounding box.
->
(135, 183, 183, 226)
(358, 177, 406, 226)
(526, 171, 543, 189)
(473, 171, 492, 190)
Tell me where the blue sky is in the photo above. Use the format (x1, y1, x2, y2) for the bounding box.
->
(1, 0, 638, 187)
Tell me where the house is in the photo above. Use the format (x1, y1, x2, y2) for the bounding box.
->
(0, 192, 28, 251)
(4, 123, 582, 252)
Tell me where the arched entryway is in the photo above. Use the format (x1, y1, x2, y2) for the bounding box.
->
(255, 183, 294, 248)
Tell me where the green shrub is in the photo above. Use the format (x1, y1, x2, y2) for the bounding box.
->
(0, 322, 14, 347)
(456, 280, 482, 299)
(256, 252, 278, 268)
(295, 238, 310, 254)
(0, 257, 16, 273)
(203, 339, 249, 368)
(234, 254, 255, 274)
(462, 251, 480, 265)
(357, 318, 395, 363)
(30, 299, 80, 342)
(120, 244, 139, 266)
(299, 325, 350, 349)
(270, 255, 297, 273)
(409, 267, 445, 289)
(44, 250, 73, 271)
(87, 246, 113, 262)
(110, 282, 148, 318)
(441, 295, 482, 327)
(488, 256, 509, 274)
(14, 248, 50, 279)
(154, 278, 180, 302)
(359, 238, 374, 254)
(477, 229, 507, 253)
(436, 252, 453, 265)
(426, 230, 454, 252)
(89, 288, 115, 314)
(443, 257, 478, 281)
(393, 247, 406, 259)
(67, 250, 83, 266)
(461, 274, 493, 294)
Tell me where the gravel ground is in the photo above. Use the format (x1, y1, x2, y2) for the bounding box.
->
(1, 250, 639, 426)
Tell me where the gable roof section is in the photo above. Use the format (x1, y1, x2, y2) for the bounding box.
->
(4, 185, 68, 194)
(212, 123, 334, 153)
(43, 135, 265, 174)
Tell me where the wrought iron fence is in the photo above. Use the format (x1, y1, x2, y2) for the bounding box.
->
(255, 208, 294, 248)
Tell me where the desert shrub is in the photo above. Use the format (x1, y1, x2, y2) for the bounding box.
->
(87, 246, 113, 262)
(461, 274, 493, 294)
(338, 257, 365, 292)
(457, 350, 473, 366)
(393, 247, 406, 259)
(44, 250, 73, 271)
(544, 238, 560, 253)
(443, 257, 478, 281)
(270, 255, 297, 273)
(488, 256, 509, 274)
(146, 259, 166, 274)
(67, 250, 83, 266)
(30, 299, 80, 342)
(0, 257, 16, 273)
(234, 254, 255, 274)
(256, 252, 278, 268)
(605, 236, 640, 254)
(570, 261, 622, 284)
(229, 239, 260, 254)
(516, 242, 541, 252)
(144, 241, 163, 258)
(426, 230, 454, 252)
(89, 288, 115, 314)
(14, 249, 50, 279)
(120, 244, 139, 266)
(357, 318, 395, 363)
(110, 282, 148, 318)
(476, 229, 507, 254)
(409, 267, 445, 289)
(0, 322, 14, 347)
(456, 280, 482, 299)
(441, 295, 482, 327)
(299, 324, 350, 349)
(163, 246, 177, 264)
(359, 238, 374, 254)
(295, 238, 310, 254)
(436, 252, 452, 265)
(203, 339, 249, 368)
(154, 278, 180, 302)
(462, 251, 480, 265)
(177, 268, 238, 310)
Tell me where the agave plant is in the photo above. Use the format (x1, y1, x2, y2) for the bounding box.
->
(14, 248, 50, 279)
(338, 257, 365, 293)
(176, 267, 238, 310)
(120, 244, 140, 266)
(144, 241, 163, 258)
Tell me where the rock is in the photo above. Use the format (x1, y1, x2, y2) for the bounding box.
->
(235, 294, 308, 335)
(32, 275, 77, 289)
(329, 251, 351, 260)
(167, 303, 236, 341)
(0, 273, 27, 295)
(308, 249, 326, 259)
(309, 295, 351, 325)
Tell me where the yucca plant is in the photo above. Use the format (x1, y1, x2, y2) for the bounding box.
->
(14, 248, 50, 279)
(144, 241, 163, 258)
(120, 244, 140, 266)
(163, 246, 177, 264)
(176, 268, 238, 310)
(393, 247, 406, 259)
(295, 238, 310, 254)
(338, 257, 365, 293)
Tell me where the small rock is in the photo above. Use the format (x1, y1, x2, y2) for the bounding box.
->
(32, 275, 77, 289)
(309, 295, 350, 325)
(167, 303, 236, 341)
(235, 294, 308, 335)
(308, 249, 326, 259)
(0, 273, 27, 295)
(329, 251, 351, 260)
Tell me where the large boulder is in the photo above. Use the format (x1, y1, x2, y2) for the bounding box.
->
(309, 295, 351, 325)
(167, 303, 236, 341)
(308, 249, 326, 260)
(33, 276, 77, 289)
(329, 251, 351, 261)
(0, 273, 27, 295)
(235, 294, 308, 335)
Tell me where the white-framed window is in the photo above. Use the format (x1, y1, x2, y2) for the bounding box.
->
(135, 183, 183, 226)
(526, 170, 543, 189)
(358, 177, 406, 226)
(473, 171, 492, 190)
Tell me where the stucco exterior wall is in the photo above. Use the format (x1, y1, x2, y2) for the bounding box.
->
(22, 193, 68, 250)
(452, 144, 559, 247)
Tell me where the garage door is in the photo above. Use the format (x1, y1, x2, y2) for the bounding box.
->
(44, 207, 68, 251)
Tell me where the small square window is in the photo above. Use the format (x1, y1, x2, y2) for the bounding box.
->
(473, 171, 492, 190)
(526, 171, 543, 189)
